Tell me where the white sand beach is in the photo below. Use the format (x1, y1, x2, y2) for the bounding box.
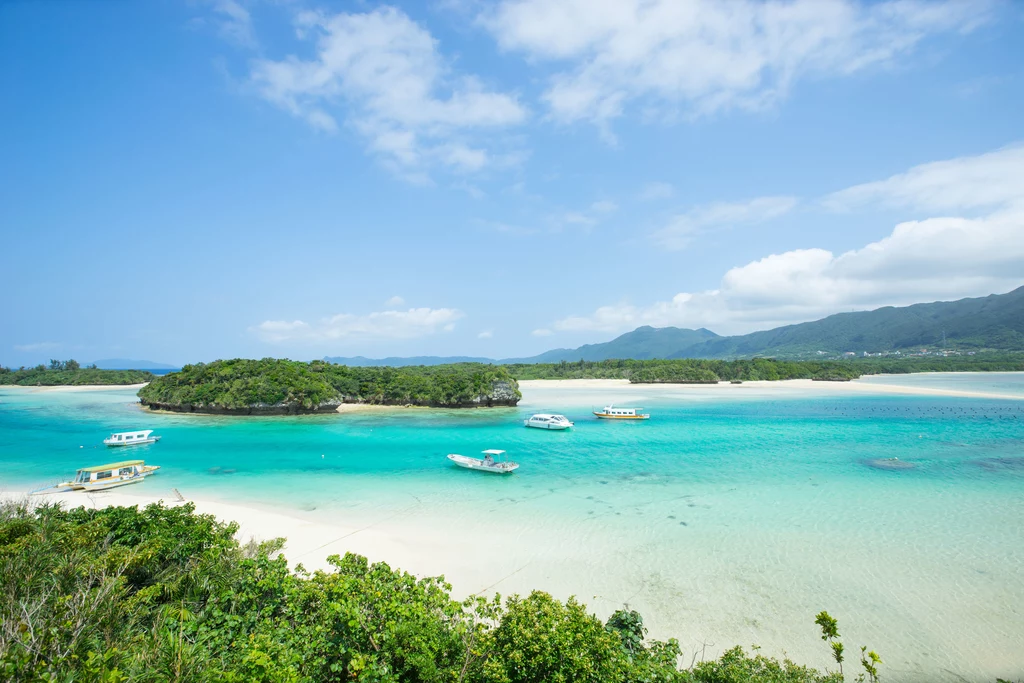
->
(4, 383, 150, 393)
(518, 377, 1024, 402)
(3, 374, 1023, 682)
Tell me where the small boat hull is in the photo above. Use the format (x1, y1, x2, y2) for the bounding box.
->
(524, 421, 573, 430)
(105, 436, 161, 447)
(29, 483, 78, 496)
(593, 413, 650, 420)
(447, 454, 519, 474)
(74, 476, 148, 492)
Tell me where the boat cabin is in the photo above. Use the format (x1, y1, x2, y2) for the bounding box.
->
(593, 405, 650, 419)
(103, 430, 159, 446)
(603, 406, 639, 416)
(74, 460, 147, 484)
(524, 413, 574, 429)
(481, 449, 506, 465)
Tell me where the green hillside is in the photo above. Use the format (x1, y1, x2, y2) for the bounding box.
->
(514, 286, 1024, 362)
(508, 326, 720, 363)
(680, 286, 1024, 358)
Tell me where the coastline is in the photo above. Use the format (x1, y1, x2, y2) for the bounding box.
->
(3, 373, 1023, 682)
(0, 383, 149, 393)
(2, 487, 527, 599)
(518, 376, 1024, 401)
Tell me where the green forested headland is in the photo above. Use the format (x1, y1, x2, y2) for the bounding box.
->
(135, 355, 1024, 415)
(0, 360, 154, 386)
(506, 354, 1024, 382)
(1, 500, 880, 683)
(138, 358, 521, 414)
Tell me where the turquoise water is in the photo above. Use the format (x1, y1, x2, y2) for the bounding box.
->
(1, 375, 1023, 682)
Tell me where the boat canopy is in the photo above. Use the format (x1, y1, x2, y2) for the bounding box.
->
(79, 460, 145, 473)
(482, 449, 506, 456)
(109, 430, 153, 438)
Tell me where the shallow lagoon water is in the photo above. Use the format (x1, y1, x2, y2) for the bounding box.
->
(1, 374, 1023, 682)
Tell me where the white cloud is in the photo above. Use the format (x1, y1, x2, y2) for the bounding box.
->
(478, 330, 494, 339)
(250, 7, 527, 176)
(653, 195, 798, 250)
(14, 342, 61, 352)
(591, 200, 618, 213)
(559, 211, 596, 227)
(639, 181, 674, 200)
(251, 308, 464, 343)
(823, 143, 1024, 214)
(532, 328, 553, 336)
(211, 0, 255, 48)
(385, 296, 405, 307)
(546, 144, 1024, 334)
(483, 0, 992, 132)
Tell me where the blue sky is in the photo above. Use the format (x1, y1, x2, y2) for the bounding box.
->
(2, 0, 1023, 366)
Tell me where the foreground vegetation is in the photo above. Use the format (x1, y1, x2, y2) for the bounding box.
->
(0, 359, 154, 386)
(138, 359, 521, 413)
(506, 354, 1024, 382)
(1, 501, 887, 682)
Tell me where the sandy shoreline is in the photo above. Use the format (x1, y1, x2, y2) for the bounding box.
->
(4, 375, 1021, 404)
(2, 487, 508, 594)
(1, 383, 149, 393)
(519, 377, 1024, 401)
(3, 374, 1023, 681)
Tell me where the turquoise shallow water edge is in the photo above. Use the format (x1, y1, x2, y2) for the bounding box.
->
(1, 373, 1023, 682)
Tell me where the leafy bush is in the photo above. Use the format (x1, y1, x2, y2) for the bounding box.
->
(0, 502, 879, 683)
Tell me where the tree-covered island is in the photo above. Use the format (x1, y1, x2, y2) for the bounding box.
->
(135, 354, 1024, 415)
(138, 359, 522, 415)
(0, 360, 154, 386)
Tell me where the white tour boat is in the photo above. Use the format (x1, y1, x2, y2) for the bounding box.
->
(447, 449, 519, 474)
(593, 405, 650, 420)
(104, 430, 161, 446)
(524, 413, 574, 430)
(31, 459, 161, 494)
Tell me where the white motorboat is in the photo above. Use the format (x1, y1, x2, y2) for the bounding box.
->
(524, 413, 574, 430)
(593, 405, 650, 420)
(31, 459, 161, 494)
(447, 449, 519, 474)
(104, 430, 161, 446)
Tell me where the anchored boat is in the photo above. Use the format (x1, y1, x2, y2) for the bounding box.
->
(524, 413, 574, 430)
(31, 459, 161, 495)
(447, 449, 519, 474)
(104, 430, 161, 446)
(593, 405, 650, 420)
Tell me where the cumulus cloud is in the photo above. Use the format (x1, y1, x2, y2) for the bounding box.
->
(478, 330, 494, 339)
(823, 143, 1024, 214)
(251, 308, 464, 343)
(250, 7, 527, 177)
(547, 145, 1024, 334)
(482, 0, 992, 134)
(385, 296, 405, 307)
(591, 200, 618, 213)
(653, 195, 798, 250)
(532, 328, 553, 336)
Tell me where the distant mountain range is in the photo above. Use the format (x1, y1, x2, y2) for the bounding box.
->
(323, 286, 1024, 366)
